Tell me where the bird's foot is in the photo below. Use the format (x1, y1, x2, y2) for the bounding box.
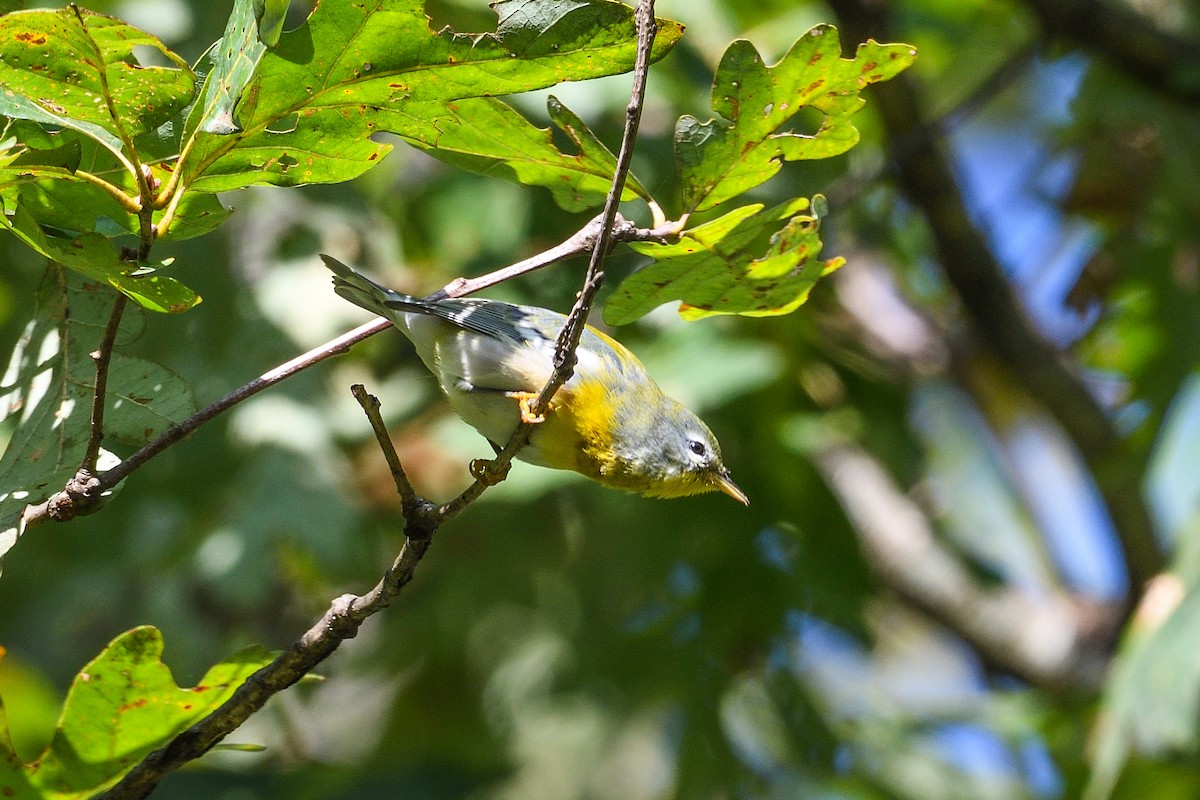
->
(507, 391, 546, 424)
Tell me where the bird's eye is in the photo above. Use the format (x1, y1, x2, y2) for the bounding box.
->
(687, 440, 707, 457)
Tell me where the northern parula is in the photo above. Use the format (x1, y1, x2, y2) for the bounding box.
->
(323, 255, 748, 504)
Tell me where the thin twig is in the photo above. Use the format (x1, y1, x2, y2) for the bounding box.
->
(428, 212, 673, 302)
(98, 387, 439, 800)
(81, 293, 127, 474)
(350, 383, 419, 513)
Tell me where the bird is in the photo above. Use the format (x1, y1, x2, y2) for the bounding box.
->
(323, 255, 748, 504)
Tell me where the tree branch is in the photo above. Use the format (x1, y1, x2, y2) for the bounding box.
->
(825, 0, 1164, 590)
(96, 387, 435, 800)
(1020, 0, 1200, 103)
(811, 440, 1116, 692)
(427, 213, 673, 302)
(19, 318, 392, 531)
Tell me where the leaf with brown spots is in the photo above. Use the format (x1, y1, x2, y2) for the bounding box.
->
(0, 203, 200, 312)
(178, 0, 682, 193)
(0, 627, 272, 798)
(604, 196, 843, 325)
(0, 7, 194, 165)
(676, 25, 915, 214)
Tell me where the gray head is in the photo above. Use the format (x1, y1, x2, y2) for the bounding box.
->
(613, 398, 748, 504)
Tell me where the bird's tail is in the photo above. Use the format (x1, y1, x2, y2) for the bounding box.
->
(321, 254, 413, 319)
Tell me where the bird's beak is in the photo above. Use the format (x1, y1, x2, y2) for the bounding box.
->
(712, 468, 749, 506)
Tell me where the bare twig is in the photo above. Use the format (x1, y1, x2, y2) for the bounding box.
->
(428, 212, 674, 302)
(81, 293, 127, 474)
(350, 384, 420, 514)
(96, 388, 437, 799)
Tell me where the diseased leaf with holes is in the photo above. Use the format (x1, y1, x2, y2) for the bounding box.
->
(0, 202, 200, 312)
(0, 626, 273, 798)
(187, 0, 277, 136)
(412, 95, 650, 212)
(0, 268, 195, 562)
(178, 0, 682, 193)
(0, 8, 194, 164)
(604, 197, 843, 325)
(677, 25, 915, 214)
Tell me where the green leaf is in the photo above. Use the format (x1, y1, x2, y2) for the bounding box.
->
(178, 0, 683, 193)
(0, 201, 200, 312)
(0, 626, 273, 798)
(0, 268, 196, 562)
(1086, 517, 1200, 800)
(604, 196, 843, 325)
(677, 25, 915, 214)
(256, 0, 290, 48)
(0, 8, 195, 164)
(412, 95, 649, 212)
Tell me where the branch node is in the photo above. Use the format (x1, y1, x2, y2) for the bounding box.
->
(323, 594, 362, 638)
(46, 470, 104, 522)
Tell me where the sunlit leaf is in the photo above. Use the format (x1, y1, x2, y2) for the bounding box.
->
(256, 0, 290, 47)
(188, 0, 274, 136)
(178, 0, 682, 193)
(604, 196, 843, 325)
(413, 95, 649, 212)
(677, 25, 915, 214)
(0, 626, 273, 798)
(0, 8, 194, 164)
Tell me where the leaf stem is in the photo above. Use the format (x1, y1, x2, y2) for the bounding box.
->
(70, 4, 156, 257)
(73, 169, 143, 214)
(152, 136, 195, 211)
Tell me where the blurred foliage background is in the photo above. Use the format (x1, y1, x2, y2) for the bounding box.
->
(2, 0, 1199, 798)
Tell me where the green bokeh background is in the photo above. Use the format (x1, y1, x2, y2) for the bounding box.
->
(2, 0, 1199, 798)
